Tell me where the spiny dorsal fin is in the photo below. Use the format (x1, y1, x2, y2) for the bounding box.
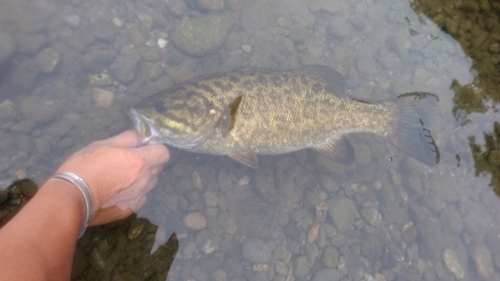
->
(295, 65, 346, 94)
(313, 137, 355, 165)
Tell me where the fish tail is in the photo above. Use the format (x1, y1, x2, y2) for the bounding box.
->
(385, 92, 440, 166)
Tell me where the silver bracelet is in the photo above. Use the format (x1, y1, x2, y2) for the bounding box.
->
(49, 172, 95, 238)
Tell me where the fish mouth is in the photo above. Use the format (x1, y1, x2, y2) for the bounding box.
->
(128, 108, 161, 147)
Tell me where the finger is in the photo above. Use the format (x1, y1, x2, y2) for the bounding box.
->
(103, 130, 140, 147)
(138, 144, 170, 165)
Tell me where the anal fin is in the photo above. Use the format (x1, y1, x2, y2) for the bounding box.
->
(313, 137, 355, 165)
(228, 152, 259, 168)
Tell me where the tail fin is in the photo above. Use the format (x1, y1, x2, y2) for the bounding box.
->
(386, 92, 440, 166)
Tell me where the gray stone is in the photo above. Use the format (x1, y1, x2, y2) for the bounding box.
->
(110, 47, 141, 83)
(289, 24, 308, 43)
(35, 48, 59, 73)
(328, 17, 350, 38)
(172, 12, 232, 56)
(16, 34, 48, 55)
(361, 233, 385, 259)
(313, 269, 341, 281)
(63, 15, 80, 28)
(322, 247, 339, 268)
(0, 30, 16, 66)
(418, 217, 443, 259)
(295, 256, 310, 278)
(327, 197, 357, 232)
(242, 238, 271, 263)
(137, 46, 163, 62)
(439, 205, 463, 235)
(83, 50, 110, 73)
(360, 208, 382, 227)
(9, 60, 41, 93)
(472, 243, 494, 280)
(20, 96, 62, 123)
(194, 0, 224, 11)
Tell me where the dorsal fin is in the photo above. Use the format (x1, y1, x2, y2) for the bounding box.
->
(295, 65, 346, 94)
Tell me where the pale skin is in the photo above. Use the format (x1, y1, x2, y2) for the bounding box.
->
(0, 130, 170, 281)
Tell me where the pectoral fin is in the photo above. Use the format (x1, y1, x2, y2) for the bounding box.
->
(217, 96, 242, 136)
(229, 152, 258, 168)
(313, 137, 355, 165)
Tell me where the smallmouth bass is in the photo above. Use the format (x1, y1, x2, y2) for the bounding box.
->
(129, 65, 439, 168)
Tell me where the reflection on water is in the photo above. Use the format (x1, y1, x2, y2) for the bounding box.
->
(1, 0, 500, 280)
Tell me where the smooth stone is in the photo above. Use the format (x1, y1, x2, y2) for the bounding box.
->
(20, 96, 62, 123)
(295, 256, 310, 278)
(110, 47, 141, 83)
(83, 50, 110, 73)
(194, 0, 224, 11)
(93, 88, 115, 109)
(35, 48, 59, 73)
(472, 243, 494, 280)
(313, 268, 341, 281)
(0, 30, 16, 66)
(137, 46, 162, 62)
(361, 233, 385, 259)
(327, 197, 357, 232)
(322, 246, 339, 268)
(242, 238, 271, 263)
(360, 208, 382, 227)
(63, 15, 81, 27)
(439, 205, 463, 235)
(9, 60, 41, 92)
(183, 212, 207, 230)
(328, 17, 350, 38)
(172, 12, 232, 56)
(443, 248, 465, 279)
(418, 217, 443, 259)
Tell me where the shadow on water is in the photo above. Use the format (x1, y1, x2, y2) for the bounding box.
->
(411, 0, 500, 197)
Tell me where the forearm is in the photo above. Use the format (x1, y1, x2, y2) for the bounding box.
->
(0, 179, 86, 280)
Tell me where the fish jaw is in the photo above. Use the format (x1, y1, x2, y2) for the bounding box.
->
(128, 108, 161, 146)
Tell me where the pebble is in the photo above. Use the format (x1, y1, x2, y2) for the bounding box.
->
(307, 223, 320, 243)
(110, 47, 141, 84)
(252, 264, 268, 272)
(327, 197, 357, 232)
(238, 176, 250, 186)
(315, 201, 328, 223)
(360, 208, 382, 227)
(203, 191, 218, 207)
(295, 256, 310, 278)
(242, 238, 271, 263)
(328, 17, 351, 38)
(322, 247, 339, 268)
(194, 0, 224, 11)
(443, 248, 465, 279)
(158, 38, 168, 49)
(472, 243, 494, 280)
(242, 44, 252, 53)
(63, 15, 80, 28)
(192, 171, 202, 189)
(113, 17, 123, 27)
(313, 268, 341, 281)
(93, 88, 115, 109)
(361, 233, 385, 259)
(183, 212, 207, 230)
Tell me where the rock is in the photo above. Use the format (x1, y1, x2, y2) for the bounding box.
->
(0, 30, 16, 66)
(314, 154, 346, 180)
(93, 88, 115, 108)
(110, 47, 141, 83)
(327, 197, 357, 232)
(203, 191, 218, 207)
(9, 60, 41, 93)
(20, 96, 62, 123)
(83, 50, 111, 73)
(242, 238, 271, 263)
(289, 24, 308, 43)
(194, 0, 224, 11)
(35, 48, 59, 73)
(89, 74, 113, 86)
(328, 17, 350, 38)
(472, 243, 494, 280)
(360, 208, 382, 227)
(0, 100, 15, 120)
(128, 25, 145, 45)
(63, 15, 81, 28)
(443, 248, 465, 279)
(137, 46, 162, 62)
(172, 12, 232, 56)
(295, 256, 310, 278)
(16, 34, 48, 55)
(183, 212, 207, 230)
(11, 120, 36, 133)
(322, 247, 339, 268)
(313, 268, 341, 281)
(361, 233, 385, 259)
(439, 205, 463, 235)
(128, 218, 147, 240)
(418, 217, 443, 259)
(354, 143, 371, 164)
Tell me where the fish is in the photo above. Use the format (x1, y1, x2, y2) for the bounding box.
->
(129, 65, 440, 168)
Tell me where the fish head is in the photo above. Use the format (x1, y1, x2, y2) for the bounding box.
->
(129, 91, 223, 149)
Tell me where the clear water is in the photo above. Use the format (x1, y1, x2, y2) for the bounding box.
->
(1, 0, 500, 280)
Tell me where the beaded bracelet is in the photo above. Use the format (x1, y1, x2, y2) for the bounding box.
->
(50, 172, 95, 238)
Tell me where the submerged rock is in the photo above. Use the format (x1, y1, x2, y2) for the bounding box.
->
(242, 238, 271, 263)
(110, 47, 141, 83)
(327, 197, 357, 232)
(172, 12, 232, 56)
(35, 48, 59, 74)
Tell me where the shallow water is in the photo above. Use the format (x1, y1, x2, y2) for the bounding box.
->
(1, 0, 500, 280)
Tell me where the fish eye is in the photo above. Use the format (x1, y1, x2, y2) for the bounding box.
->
(154, 101, 167, 112)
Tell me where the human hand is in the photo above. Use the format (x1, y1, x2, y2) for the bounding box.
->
(55, 130, 170, 225)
